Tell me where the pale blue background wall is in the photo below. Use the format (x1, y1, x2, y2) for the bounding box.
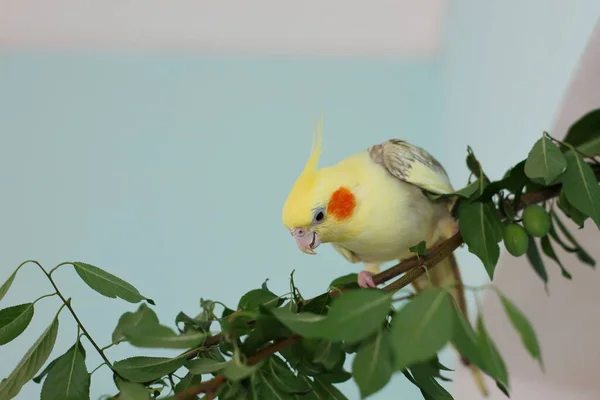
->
(1, 2, 599, 399)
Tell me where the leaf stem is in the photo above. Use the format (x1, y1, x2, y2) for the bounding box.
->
(49, 261, 73, 276)
(76, 324, 82, 347)
(89, 362, 107, 376)
(101, 339, 124, 352)
(548, 133, 600, 163)
(29, 260, 120, 377)
(33, 292, 58, 304)
(167, 374, 176, 392)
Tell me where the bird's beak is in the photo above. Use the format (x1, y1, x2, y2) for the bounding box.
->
(291, 228, 321, 255)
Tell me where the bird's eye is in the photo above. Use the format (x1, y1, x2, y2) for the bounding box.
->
(314, 210, 325, 223)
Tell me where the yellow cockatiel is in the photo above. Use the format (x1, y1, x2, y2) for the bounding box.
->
(281, 118, 487, 396)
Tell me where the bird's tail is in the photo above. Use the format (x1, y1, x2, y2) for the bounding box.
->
(412, 251, 489, 397)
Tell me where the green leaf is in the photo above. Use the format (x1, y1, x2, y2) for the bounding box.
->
(459, 201, 504, 279)
(506, 161, 527, 206)
(270, 308, 327, 338)
(524, 133, 567, 185)
(427, 179, 482, 201)
(72, 262, 153, 304)
(222, 354, 261, 382)
(312, 377, 348, 400)
(238, 288, 282, 311)
(116, 379, 151, 400)
(562, 152, 600, 228)
(320, 289, 392, 343)
(451, 308, 484, 369)
(124, 323, 207, 349)
(185, 358, 230, 375)
(317, 369, 352, 384)
(329, 273, 359, 289)
(455, 180, 483, 198)
(477, 316, 509, 393)
(214, 381, 245, 400)
(499, 295, 543, 368)
(409, 362, 454, 400)
(390, 289, 454, 371)
(0, 303, 34, 345)
(550, 211, 595, 267)
(268, 356, 311, 394)
(32, 356, 61, 384)
(352, 329, 394, 398)
(175, 311, 209, 334)
(558, 190, 587, 227)
(300, 293, 332, 316)
(279, 345, 320, 377)
(409, 241, 427, 256)
(0, 270, 17, 303)
(0, 308, 60, 399)
(256, 369, 296, 400)
(272, 289, 392, 343)
(563, 108, 600, 156)
(40, 342, 90, 400)
(261, 278, 271, 291)
(313, 340, 344, 371)
(466, 146, 487, 179)
(525, 236, 548, 284)
(174, 373, 202, 394)
(479, 162, 522, 201)
(540, 235, 572, 279)
(241, 312, 292, 354)
(112, 303, 159, 343)
(113, 355, 187, 383)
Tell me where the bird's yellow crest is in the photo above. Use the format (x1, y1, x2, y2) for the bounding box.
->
(282, 116, 324, 229)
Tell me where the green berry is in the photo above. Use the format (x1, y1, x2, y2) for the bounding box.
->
(503, 223, 529, 257)
(522, 204, 550, 237)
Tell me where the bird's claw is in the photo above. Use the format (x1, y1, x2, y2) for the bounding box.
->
(453, 221, 460, 236)
(358, 271, 376, 288)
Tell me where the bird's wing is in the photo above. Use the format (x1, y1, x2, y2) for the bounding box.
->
(368, 139, 454, 195)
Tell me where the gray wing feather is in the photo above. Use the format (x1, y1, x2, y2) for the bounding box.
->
(368, 139, 454, 195)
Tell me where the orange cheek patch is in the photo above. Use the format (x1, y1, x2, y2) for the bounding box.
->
(327, 187, 356, 221)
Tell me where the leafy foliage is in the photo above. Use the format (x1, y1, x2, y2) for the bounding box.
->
(352, 329, 394, 398)
(459, 202, 504, 279)
(1, 108, 600, 399)
(0, 270, 17, 303)
(0, 303, 35, 345)
(563, 108, 600, 156)
(499, 295, 543, 368)
(524, 132, 567, 185)
(71, 262, 154, 305)
(0, 307, 60, 399)
(40, 342, 90, 400)
(391, 289, 454, 371)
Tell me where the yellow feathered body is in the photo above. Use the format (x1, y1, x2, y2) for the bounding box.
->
(282, 119, 488, 397)
(317, 150, 454, 263)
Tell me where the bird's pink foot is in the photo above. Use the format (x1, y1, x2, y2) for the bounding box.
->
(453, 221, 460, 236)
(358, 270, 376, 288)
